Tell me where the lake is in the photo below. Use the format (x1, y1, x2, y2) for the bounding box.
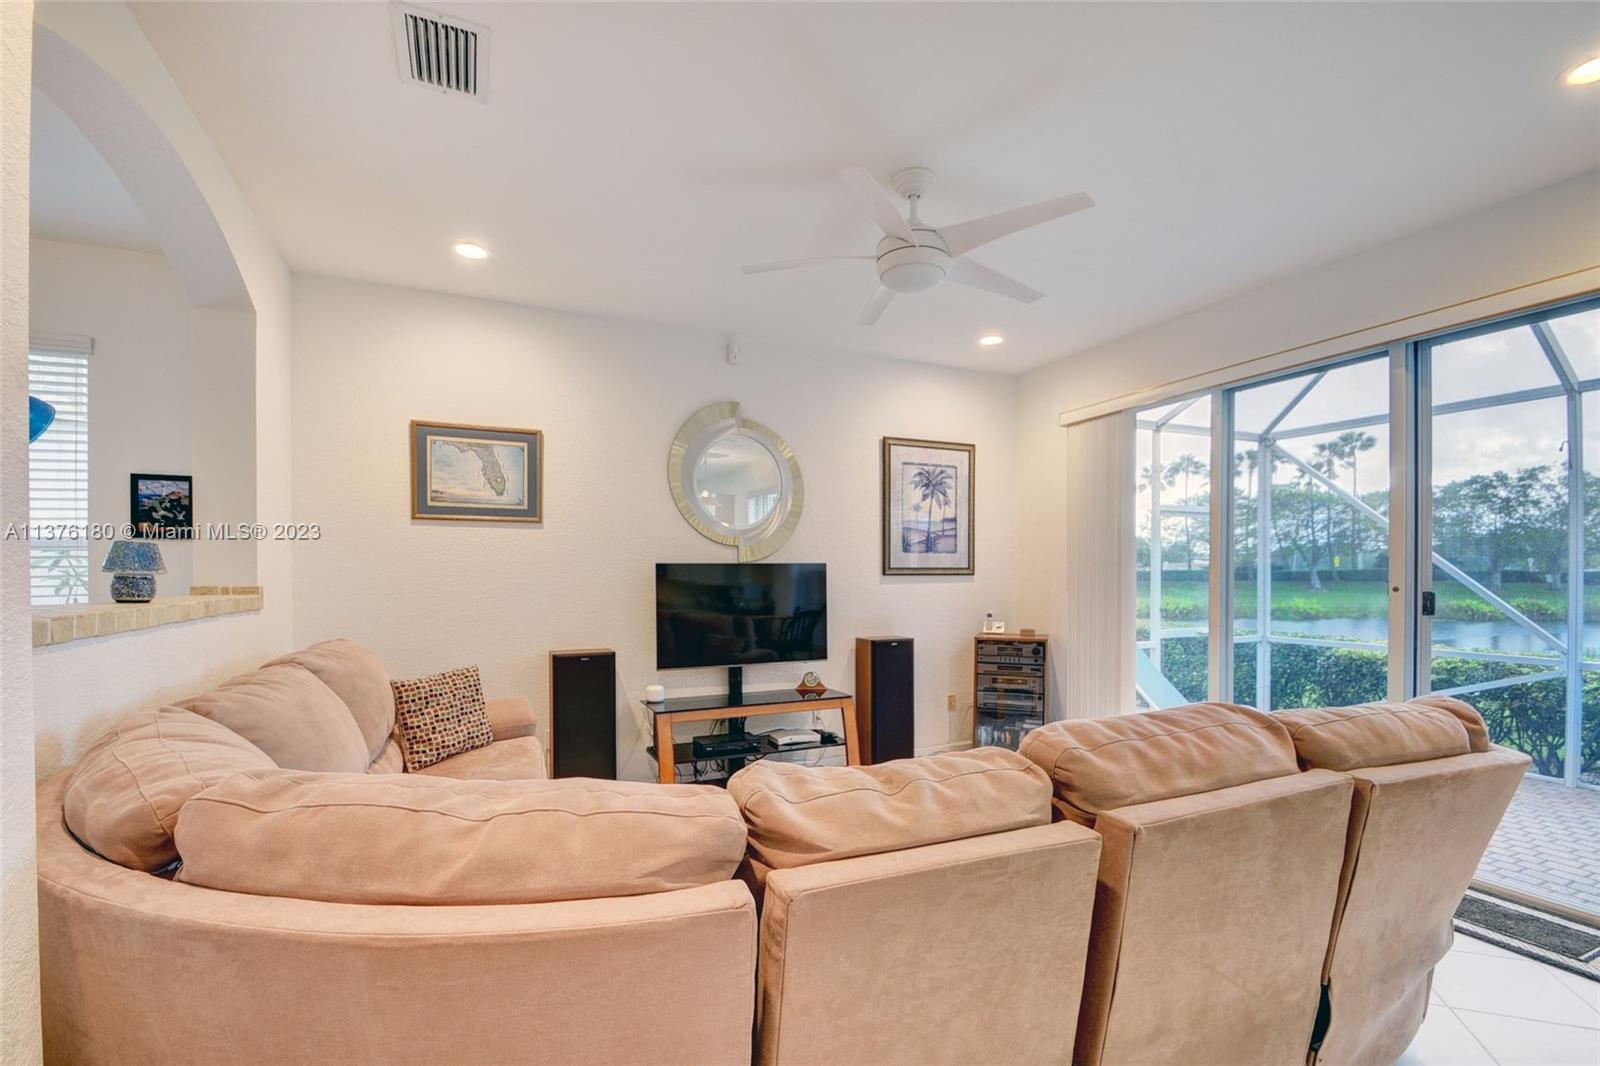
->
(1234, 617, 1599, 660)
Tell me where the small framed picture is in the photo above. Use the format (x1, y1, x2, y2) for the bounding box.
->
(411, 420, 542, 523)
(130, 474, 194, 539)
(882, 437, 974, 575)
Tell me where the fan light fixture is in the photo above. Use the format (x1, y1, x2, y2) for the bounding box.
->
(978, 334, 1005, 347)
(452, 241, 490, 260)
(1564, 55, 1600, 86)
(742, 166, 1094, 326)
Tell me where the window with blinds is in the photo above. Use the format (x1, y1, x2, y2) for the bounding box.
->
(29, 340, 91, 606)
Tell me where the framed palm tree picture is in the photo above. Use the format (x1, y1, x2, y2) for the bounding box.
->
(881, 437, 974, 575)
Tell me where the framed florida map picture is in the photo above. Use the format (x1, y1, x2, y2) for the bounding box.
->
(882, 437, 974, 575)
(411, 420, 542, 522)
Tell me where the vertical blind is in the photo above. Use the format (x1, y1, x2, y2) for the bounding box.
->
(1060, 410, 1137, 718)
(28, 339, 91, 606)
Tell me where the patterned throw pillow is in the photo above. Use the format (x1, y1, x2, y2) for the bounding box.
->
(390, 666, 493, 772)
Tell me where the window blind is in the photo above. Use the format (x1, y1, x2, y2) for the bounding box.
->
(28, 340, 90, 606)
(746, 491, 778, 526)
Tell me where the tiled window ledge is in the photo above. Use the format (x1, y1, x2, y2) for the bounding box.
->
(32, 586, 264, 647)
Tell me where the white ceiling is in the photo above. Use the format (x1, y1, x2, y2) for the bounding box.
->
(128, 2, 1600, 372)
(30, 89, 160, 254)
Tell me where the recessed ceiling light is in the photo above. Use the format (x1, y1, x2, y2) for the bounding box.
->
(452, 241, 489, 260)
(978, 334, 1005, 347)
(1562, 55, 1600, 86)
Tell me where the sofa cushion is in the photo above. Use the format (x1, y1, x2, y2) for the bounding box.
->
(367, 735, 404, 774)
(174, 771, 746, 905)
(391, 666, 493, 772)
(62, 706, 276, 871)
(265, 639, 395, 762)
(175, 662, 368, 773)
(485, 695, 539, 742)
(1407, 694, 1491, 752)
(1018, 703, 1299, 824)
(727, 748, 1051, 876)
(1276, 698, 1483, 772)
(415, 735, 548, 780)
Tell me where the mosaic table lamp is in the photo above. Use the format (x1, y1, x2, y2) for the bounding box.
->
(101, 541, 166, 603)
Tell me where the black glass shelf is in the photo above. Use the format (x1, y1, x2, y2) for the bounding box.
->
(643, 688, 851, 715)
(647, 734, 846, 767)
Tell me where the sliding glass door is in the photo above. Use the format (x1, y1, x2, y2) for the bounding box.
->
(1419, 302, 1597, 787)
(1132, 295, 1596, 751)
(1227, 354, 1393, 710)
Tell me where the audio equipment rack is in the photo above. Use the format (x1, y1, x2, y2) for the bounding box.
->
(973, 634, 1048, 751)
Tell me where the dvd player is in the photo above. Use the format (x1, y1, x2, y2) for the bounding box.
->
(692, 732, 767, 759)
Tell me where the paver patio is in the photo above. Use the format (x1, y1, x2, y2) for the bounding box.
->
(1476, 775, 1600, 919)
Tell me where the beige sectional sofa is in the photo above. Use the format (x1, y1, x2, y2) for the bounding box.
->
(37, 638, 1528, 1066)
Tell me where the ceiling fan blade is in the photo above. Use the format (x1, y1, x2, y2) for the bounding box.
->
(837, 168, 918, 246)
(939, 191, 1094, 257)
(741, 255, 874, 275)
(858, 285, 894, 326)
(946, 256, 1044, 304)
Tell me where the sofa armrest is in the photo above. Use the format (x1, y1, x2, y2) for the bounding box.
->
(486, 695, 539, 742)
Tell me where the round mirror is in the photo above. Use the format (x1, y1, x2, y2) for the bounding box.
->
(692, 433, 783, 533)
(668, 402, 804, 561)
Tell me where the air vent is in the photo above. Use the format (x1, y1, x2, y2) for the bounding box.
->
(391, 4, 488, 100)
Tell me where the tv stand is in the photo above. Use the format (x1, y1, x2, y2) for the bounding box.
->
(645, 687, 860, 785)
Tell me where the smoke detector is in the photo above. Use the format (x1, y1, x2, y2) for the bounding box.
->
(391, 4, 488, 100)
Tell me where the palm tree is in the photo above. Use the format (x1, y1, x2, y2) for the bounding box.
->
(1166, 453, 1206, 502)
(909, 466, 954, 548)
(1331, 431, 1377, 498)
(1164, 453, 1207, 570)
(1317, 432, 1377, 577)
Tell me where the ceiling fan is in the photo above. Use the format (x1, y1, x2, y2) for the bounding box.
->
(742, 166, 1094, 326)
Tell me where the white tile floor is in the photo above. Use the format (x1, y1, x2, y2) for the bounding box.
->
(1398, 932, 1600, 1066)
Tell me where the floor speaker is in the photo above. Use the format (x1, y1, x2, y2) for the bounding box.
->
(855, 636, 914, 763)
(549, 649, 617, 779)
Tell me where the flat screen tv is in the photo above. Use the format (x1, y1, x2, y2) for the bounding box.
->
(655, 562, 827, 670)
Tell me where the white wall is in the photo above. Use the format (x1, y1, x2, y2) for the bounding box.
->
(1013, 171, 1600, 719)
(32, 612, 286, 779)
(28, 238, 257, 599)
(291, 274, 1019, 779)
(0, 4, 41, 1059)
(27, 3, 296, 777)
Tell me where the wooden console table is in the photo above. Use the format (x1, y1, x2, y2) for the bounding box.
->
(645, 688, 860, 784)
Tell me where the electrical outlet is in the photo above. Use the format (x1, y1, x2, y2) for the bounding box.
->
(946, 693, 957, 713)
(947, 693, 959, 741)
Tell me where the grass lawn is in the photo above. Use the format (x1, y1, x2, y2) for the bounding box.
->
(1138, 576, 1598, 624)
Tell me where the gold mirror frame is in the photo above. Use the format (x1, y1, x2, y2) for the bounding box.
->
(667, 401, 804, 561)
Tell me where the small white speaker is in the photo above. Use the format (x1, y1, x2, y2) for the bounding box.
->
(644, 684, 666, 703)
